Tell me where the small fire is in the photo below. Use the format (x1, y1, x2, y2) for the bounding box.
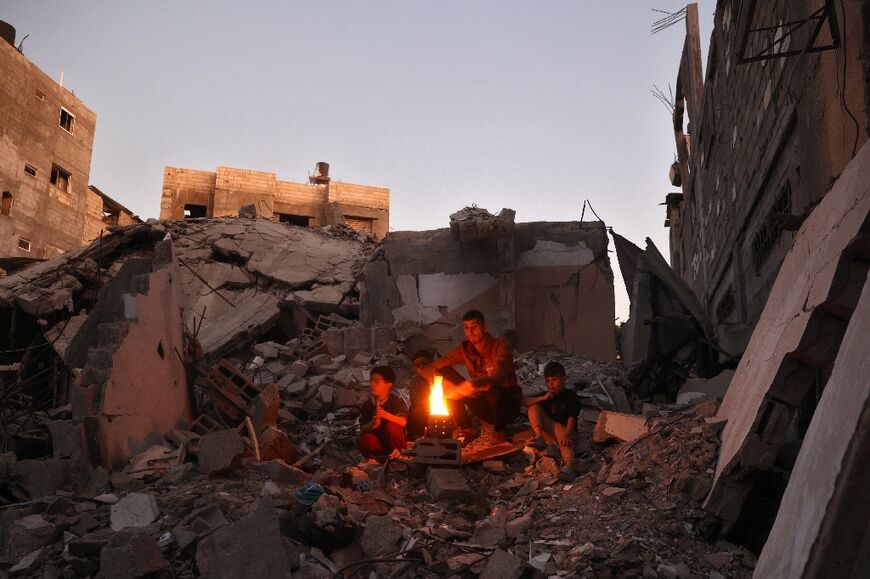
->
(429, 375, 450, 416)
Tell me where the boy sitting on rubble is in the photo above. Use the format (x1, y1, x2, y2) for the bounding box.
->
(357, 365, 408, 463)
(522, 361, 580, 480)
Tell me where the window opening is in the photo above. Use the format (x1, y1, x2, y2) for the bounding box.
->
(183, 204, 207, 219)
(18, 238, 31, 252)
(751, 183, 792, 272)
(1, 192, 12, 216)
(277, 213, 310, 226)
(50, 165, 71, 192)
(35, 89, 45, 101)
(24, 164, 37, 178)
(59, 108, 75, 133)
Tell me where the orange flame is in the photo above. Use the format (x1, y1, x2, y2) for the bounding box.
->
(429, 375, 449, 416)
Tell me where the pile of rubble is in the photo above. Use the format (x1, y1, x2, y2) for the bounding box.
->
(0, 217, 750, 578)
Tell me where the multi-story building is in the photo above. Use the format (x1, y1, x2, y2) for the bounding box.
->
(0, 21, 136, 263)
(160, 163, 390, 238)
(663, 1, 870, 354)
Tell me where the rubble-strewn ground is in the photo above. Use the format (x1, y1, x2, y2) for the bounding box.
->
(0, 219, 751, 578)
(2, 343, 749, 578)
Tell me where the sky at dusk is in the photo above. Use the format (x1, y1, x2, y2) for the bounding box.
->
(4, 1, 713, 322)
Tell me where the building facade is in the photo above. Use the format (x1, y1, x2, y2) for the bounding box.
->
(0, 23, 136, 263)
(664, 1, 870, 354)
(160, 163, 390, 239)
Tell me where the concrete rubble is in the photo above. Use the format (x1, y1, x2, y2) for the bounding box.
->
(0, 207, 854, 578)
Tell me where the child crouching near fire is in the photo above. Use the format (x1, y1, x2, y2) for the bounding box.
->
(357, 366, 408, 463)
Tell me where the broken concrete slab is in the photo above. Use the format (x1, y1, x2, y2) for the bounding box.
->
(8, 548, 45, 577)
(260, 460, 309, 485)
(678, 370, 734, 403)
(247, 383, 280, 433)
(479, 549, 525, 579)
(754, 271, 870, 578)
(98, 530, 169, 579)
(259, 426, 297, 462)
(195, 502, 292, 578)
(196, 291, 280, 361)
(360, 515, 403, 556)
(4, 515, 56, 558)
(707, 140, 870, 534)
(198, 430, 245, 476)
(110, 492, 160, 531)
(13, 458, 73, 498)
(426, 468, 474, 502)
(592, 411, 649, 443)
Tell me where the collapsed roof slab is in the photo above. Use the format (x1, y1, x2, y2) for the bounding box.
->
(705, 141, 870, 535)
(754, 264, 870, 579)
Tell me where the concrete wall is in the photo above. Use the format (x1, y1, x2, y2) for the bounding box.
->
(0, 37, 96, 258)
(160, 164, 390, 238)
(362, 221, 616, 360)
(665, 0, 870, 354)
(76, 242, 191, 468)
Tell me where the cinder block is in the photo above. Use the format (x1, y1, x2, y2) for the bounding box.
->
(426, 468, 473, 502)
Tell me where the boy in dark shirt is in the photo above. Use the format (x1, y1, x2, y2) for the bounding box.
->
(357, 366, 408, 462)
(522, 361, 580, 477)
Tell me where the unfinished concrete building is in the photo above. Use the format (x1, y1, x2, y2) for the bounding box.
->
(653, 4, 870, 575)
(0, 22, 138, 263)
(160, 163, 390, 238)
(663, 2, 870, 356)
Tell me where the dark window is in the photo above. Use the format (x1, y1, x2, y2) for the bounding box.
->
(59, 108, 75, 133)
(1, 192, 12, 216)
(50, 165, 71, 192)
(751, 183, 792, 272)
(716, 287, 736, 323)
(18, 238, 31, 252)
(24, 164, 37, 178)
(277, 213, 310, 226)
(183, 204, 207, 219)
(35, 89, 45, 101)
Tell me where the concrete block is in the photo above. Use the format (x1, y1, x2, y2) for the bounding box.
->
(260, 460, 309, 485)
(288, 360, 310, 377)
(5, 515, 56, 558)
(198, 430, 245, 476)
(46, 419, 82, 460)
(308, 353, 331, 373)
(247, 383, 279, 433)
(343, 326, 371, 358)
(99, 530, 169, 579)
(195, 503, 292, 578)
(372, 326, 397, 354)
(426, 468, 473, 502)
(678, 369, 734, 401)
(321, 328, 344, 356)
(110, 492, 160, 531)
(480, 549, 525, 579)
(360, 515, 403, 556)
(14, 459, 73, 498)
(258, 426, 296, 463)
(351, 352, 373, 367)
(592, 411, 649, 443)
(9, 548, 45, 577)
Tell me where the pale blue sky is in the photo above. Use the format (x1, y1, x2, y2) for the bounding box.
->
(5, 1, 713, 321)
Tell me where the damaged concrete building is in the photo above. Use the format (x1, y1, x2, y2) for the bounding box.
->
(160, 162, 390, 238)
(662, 1, 870, 356)
(640, 2, 870, 577)
(0, 22, 138, 263)
(361, 208, 617, 361)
